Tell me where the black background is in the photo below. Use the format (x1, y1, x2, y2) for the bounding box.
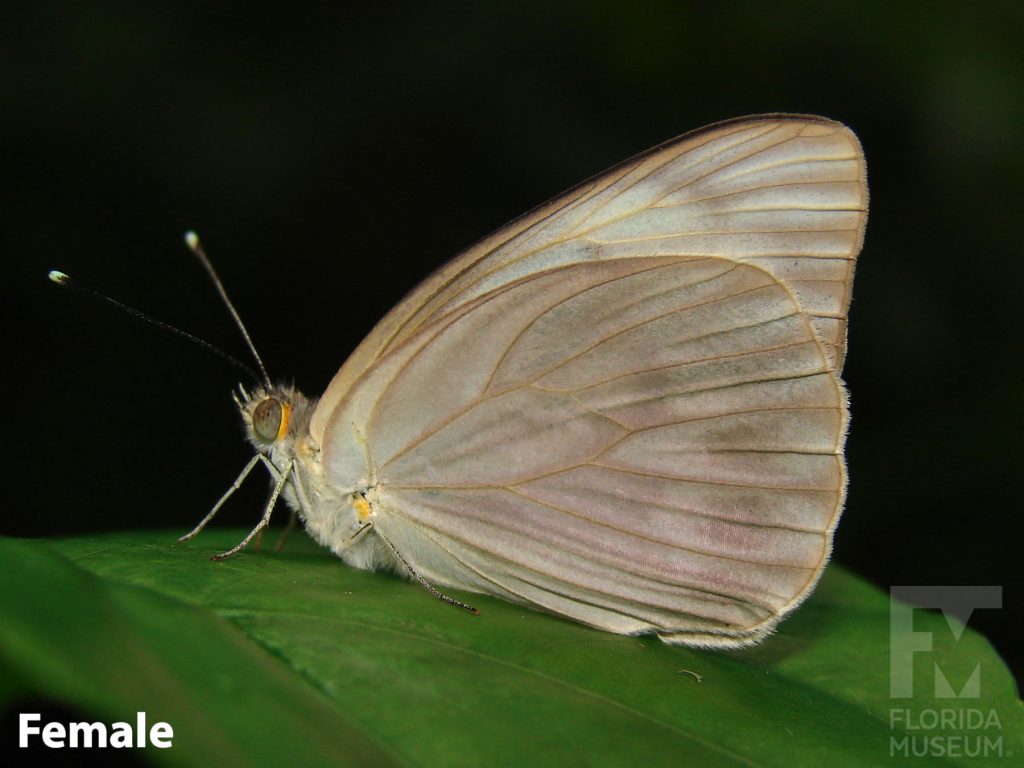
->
(5, 3, 1021, 683)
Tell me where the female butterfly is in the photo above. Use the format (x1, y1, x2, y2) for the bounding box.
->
(183, 114, 868, 648)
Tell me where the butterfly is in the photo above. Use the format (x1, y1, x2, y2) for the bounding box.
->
(186, 114, 867, 648)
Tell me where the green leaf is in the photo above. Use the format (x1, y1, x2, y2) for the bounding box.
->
(1, 531, 1020, 767)
(0, 535, 397, 766)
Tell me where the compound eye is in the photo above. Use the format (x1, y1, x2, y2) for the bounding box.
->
(252, 398, 283, 443)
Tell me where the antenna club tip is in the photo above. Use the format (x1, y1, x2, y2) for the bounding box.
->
(184, 231, 200, 249)
(48, 270, 71, 286)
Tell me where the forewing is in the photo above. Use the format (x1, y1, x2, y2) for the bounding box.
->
(311, 114, 867, 441)
(331, 257, 847, 644)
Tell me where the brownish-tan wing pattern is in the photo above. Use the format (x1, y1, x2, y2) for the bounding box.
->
(321, 256, 846, 644)
(309, 115, 866, 645)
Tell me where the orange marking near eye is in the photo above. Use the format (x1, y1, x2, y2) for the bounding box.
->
(277, 403, 292, 441)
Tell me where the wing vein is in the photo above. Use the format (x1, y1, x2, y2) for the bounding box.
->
(506, 486, 820, 570)
(480, 257, 697, 395)
(588, 461, 841, 493)
(379, 279, 790, 470)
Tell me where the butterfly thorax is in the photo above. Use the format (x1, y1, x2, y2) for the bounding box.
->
(235, 382, 392, 571)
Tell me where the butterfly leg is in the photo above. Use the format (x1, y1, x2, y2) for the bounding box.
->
(261, 456, 309, 552)
(179, 453, 262, 542)
(212, 458, 294, 561)
(274, 509, 298, 552)
(372, 524, 480, 616)
(342, 520, 374, 545)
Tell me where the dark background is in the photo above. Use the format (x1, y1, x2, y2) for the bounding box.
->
(4, 3, 1021, 683)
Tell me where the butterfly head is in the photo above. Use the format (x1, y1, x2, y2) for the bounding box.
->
(234, 383, 313, 455)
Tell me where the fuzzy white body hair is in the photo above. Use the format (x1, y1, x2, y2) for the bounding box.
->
(243, 385, 399, 576)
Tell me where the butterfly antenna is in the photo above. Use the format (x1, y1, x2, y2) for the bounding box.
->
(47, 270, 262, 383)
(184, 231, 272, 388)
